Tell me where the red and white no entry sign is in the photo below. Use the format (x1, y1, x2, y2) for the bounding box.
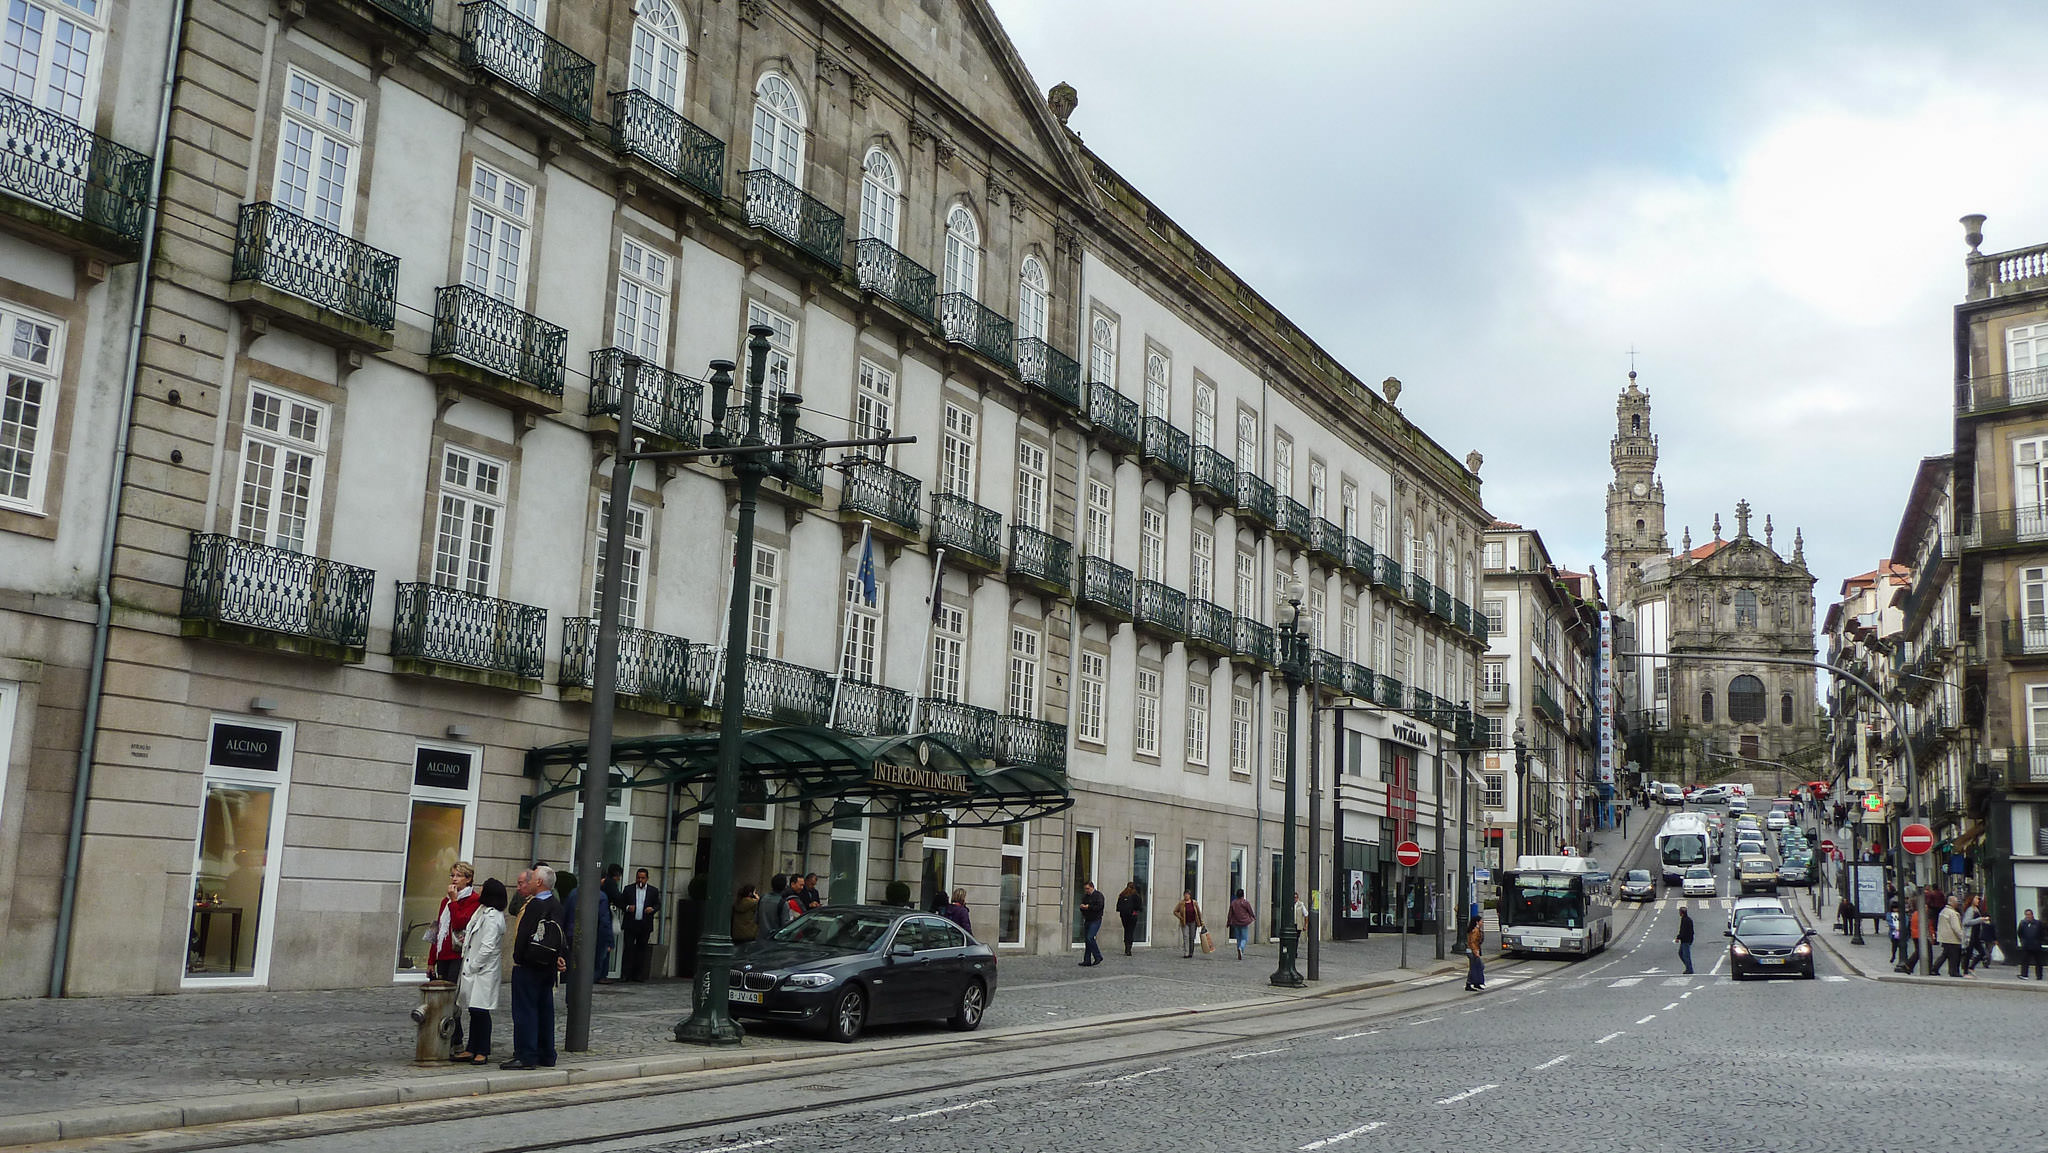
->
(1395, 840, 1423, 868)
(1819, 838, 1836, 855)
(1900, 823, 1934, 855)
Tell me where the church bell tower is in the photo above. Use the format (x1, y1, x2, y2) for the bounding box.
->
(1605, 371, 1667, 611)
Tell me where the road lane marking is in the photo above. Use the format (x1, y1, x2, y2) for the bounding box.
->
(1709, 954, 1726, 976)
(1300, 1122, 1384, 1150)
(1230, 1047, 1290, 1060)
(1531, 1054, 1571, 1070)
(683, 1140, 785, 1153)
(1409, 975, 1457, 987)
(887, 1100, 992, 1123)
(1680, 990, 1696, 998)
(1660, 976, 1691, 986)
(1082, 1066, 1170, 1086)
(1635, 1015, 1657, 1024)
(1596, 1031, 1625, 1044)
(1609, 977, 1642, 987)
(1461, 1006, 1487, 1013)
(1663, 1002, 1679, 1010)
(1435, 1085, 1498, 1105)
(1409, 1017, 1442, 1025)
(1333, 1029, 1380, 1040)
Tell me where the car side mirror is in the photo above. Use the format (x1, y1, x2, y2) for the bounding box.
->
(889, 943, 915, 958)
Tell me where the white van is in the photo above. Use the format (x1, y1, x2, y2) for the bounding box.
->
(1659, 783, 1685, 806)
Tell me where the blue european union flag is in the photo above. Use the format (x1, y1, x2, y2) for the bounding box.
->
(856, 525, 878, 607)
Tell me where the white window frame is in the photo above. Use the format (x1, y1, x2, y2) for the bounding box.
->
(859, 147, 900, 246)
(1134, 667, 1161, 757)
(1085, 478, 1113, 558)
(628, 0, 687, 110)
(1017, 257, 1048, 343)
(463, 161, 532, 305)
(1190, 527, 1215, 603)
(1234, 550, 1257, 618)
(1341, 603, 1358, 662)
(1484, 598, 1505, 636)
(746, 301, 797, 394)
(854, 359, 893, 443)
(0, 304, 61, 514)
(1139, 506, 1166, 583)
(1, 0, 106, 123)
(274, 68, 359, 233)
(432, 445, 506, 597)
(1185, 676, 1210, 766)
(613, 236, 670, 363)
(1309, 460, 1327, 519)
(749, 72, 805, 185)
(1235, 410, 1259, 474)
(998, 822, 1028, 947)
(941, 403, 977, 498)
(1193, 378, 1216, 449)
(1144, 350, 1170, 418)
(748, 543, 780, 658)
(184, 715, 295, 989)
(1077, 651, 1106, 744)
(841, 571, 881, 683)
(929, 603, 965, 702)
(590, 495, 649, 628)
(1341, 481, 1358, 538)
(1270, 706, 1288, 782)
(1372, 499, 1388, 554)
(1015, 439, 1048, 530)
(1230, 692, 1254, 776)
(942, 204, 980, 299)
(1008, 626, 1040, 718)
(1273, 435, 1293, 496)
(394, 739, 484, 981)
(1089, 313, 1117, 385)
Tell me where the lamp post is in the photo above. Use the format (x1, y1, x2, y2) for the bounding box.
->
(1306, 653, 1323, 982)
(1271, 582, 1308, 989)
(1513, 717, 1529, 868)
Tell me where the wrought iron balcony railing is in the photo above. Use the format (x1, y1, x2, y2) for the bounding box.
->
(1959, 507, 2048, 551)
(1276, 496, 1312, 545)
(2000, 747, 2048, 789)
(1185, 598, 1234, 652)
(741, 168, 844, 268)
(937, 292, 1016, 366)
(1135, 579, 1187, 637)
(1410, 573, 1434, 607)
(1141, 417, 1191, 480)
(841, 459, 922, 532)
(688, 646, 835, 725)
(1957, 367, 2048, 416)
(1015, 337, 1082, 408)
(0, 88, 152, 251)
(922, 697, 999, 760)
(393, 581, 546, 680)
(1997, 617, 2048, 659)
(854, 238, 937, 324)
(1374, 674, 1404, 710)
(1314, 651, 1345, 693)
(1344, 536, 1375, 578)
(1374, 554, 1404, 594)
(588, 349, 702, 445)
(431, 284, 567, 396)
(1342, 661, 1375, 699)
(1001, 716, 1067, 774)
(560, 617, 694, 706)
(459, 0, 594, 122)
(610, 89, 724, 199)
(1479, 682, 1510, 705)
(1235, 471, 1277, 528)
(230, 202, 398, 330)
(363, 0, 434, 34)
(1087, 382, 1143, 452)
(930, 492, 1001, 567)
(834, 678, 913, 737)
(1232, 616, 1277, 668)
(181, 534, 374, 653)
(1008, 524, 1072, 593)
(1410, 688, 1440, 724)
(1311, 519, 1345, 563)
(1454, 600, 1473, 635)
(1472, 611, 1490, 644)
(1434, 589, 1454, 622)
(1077, 555, 1134, 618)
(1534, 684, 1564, 724)
(1190, 445, 1235, 498)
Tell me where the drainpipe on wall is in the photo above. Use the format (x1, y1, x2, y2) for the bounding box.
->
(49, 0, 188, 998)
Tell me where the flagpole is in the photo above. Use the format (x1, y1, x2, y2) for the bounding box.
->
(829, 522, 873, 729)
(909, 547, 948, 732)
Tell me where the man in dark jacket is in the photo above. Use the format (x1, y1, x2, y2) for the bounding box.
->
(504, 866, 568, 1069)
(2017, 909, 2044, 979)
(1115, 883, 1143, 956)
(620, 867, 659, 982)
(759, 874, 788, 938)
(1078, 882, 1106, 966)
(1674, 907, 1695, 974)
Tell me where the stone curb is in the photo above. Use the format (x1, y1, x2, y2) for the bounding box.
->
(0, 958, 1464, 1148)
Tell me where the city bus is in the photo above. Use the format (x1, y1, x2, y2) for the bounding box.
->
(1655, 811, 1712, 884)
(1497, 856, 1614, 958)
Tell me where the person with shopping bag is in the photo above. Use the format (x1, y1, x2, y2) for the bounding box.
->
(1174, 891, 1205, 957)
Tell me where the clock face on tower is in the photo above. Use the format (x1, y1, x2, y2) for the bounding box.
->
(1632, 482, 1647, 497)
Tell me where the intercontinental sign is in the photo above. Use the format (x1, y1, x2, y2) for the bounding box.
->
(870, 760, 972, 796)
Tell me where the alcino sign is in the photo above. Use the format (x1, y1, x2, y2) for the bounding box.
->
(870, 761, 972, 796)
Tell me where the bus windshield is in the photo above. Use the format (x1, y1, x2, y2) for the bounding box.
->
(1660, 834, 1707, 868)
(1503, 873, 1584, 929)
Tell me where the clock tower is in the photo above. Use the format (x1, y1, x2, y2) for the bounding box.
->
(1605, 371, 1666, 611)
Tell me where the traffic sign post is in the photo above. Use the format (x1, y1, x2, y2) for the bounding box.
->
(1396, 841, 1423, 868)
(1900, 823, 1934, 856)
(1395, 841, 1420, 971)
(1819, 838, 1836, 858)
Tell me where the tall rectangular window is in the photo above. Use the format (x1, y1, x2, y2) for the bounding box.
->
(1234, 550, 1257, 617)
(1, 0, 104, 123)
(1144, 350, 1170, 418)
(1371, 499, 1388, 554)
(1308, 586, 1326, 648)
(1008, 627, 1040, 717)
(1230, 693, 1253, 776)
(395, 742, 481, 978)
(590, 496, 649, 628)
(234, 386, 327, 553)
(613, 238, 669, 362)
(841, 573, 880, 682)
(1483, 773, 1505, 808)
(1236, 410, 1258, 474)
(942, 403, 977, 498)
(1484, 598, 1505, 635)
(1015, 439, 1047, 530)
(463, 162, 531, 304)
(1140, 507, 1166, 582)
(1392, 624, 1411, 682)
(276, 69, 358, 232)
(1372, 613, 1388, 673)
(1273, 435, 1293, 496)
(1085, 479, 1113, 557)
(1308, 460, 1326, 518)
(745, 301, 796, 393)
(747, 544, 780, 657)
(1340, 481, 1358, 537)
(999, 823, 1028, 946)
(929, 604, 965, 702)
(1089, 312, 1117, 385)
(433, 446, 505, 596)
(1077, 652, 1106, 743)
(1134, 668, 1161, 756)
(854, 360, 893, 442)
(1483, 661, 1504, 692)
(1190, 527, 1215, 602)
(1484, 540, 1505, 569)
(1185, 677, 1210, 766)
(1270, 707, 1288, 781)
(186, 718, 293, 985)
(1341, 603, 1358, 661)
(0, 306, 59, 512)
(1193, 378, 1216, 448)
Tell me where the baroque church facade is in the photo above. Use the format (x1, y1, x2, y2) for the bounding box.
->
(1604, 376, 1824, 778)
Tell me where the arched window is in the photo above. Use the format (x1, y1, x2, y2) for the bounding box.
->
(1700, 690, 1714, 723)
(629, 0, 687, 109)
(1781, 692, 1794, 725)
(942, 204, 980, 297)
(859, 147, 899, 246)
(1090, 314, 1117, 385)
(1017, 257, 1048, 342)
(1734, 590, 1759, 630)
(749, 72, 804, 184)
(1635, 518, 1645, 533)
(1631, 414, 1641, 434)
(1728, 674, 1766, 724)
(1144, 352, 1169, 417)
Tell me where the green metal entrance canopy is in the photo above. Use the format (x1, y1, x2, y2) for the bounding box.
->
(520, 726, 1072, 835)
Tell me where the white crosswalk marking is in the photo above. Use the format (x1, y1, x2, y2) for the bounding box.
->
(1609, 977, 1643, 987)
(1822, 974, 1850, 982)
(1660, 977, 1692, 986)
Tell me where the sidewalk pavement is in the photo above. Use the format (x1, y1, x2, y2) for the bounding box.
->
(0, 916, 1467, 1146)
(1802, 873, 2048, 992)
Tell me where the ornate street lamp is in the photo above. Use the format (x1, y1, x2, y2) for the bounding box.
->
(1272, 580, 1309, 989)
(1513, 716, 1529, 867)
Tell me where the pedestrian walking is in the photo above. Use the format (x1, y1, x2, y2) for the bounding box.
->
(1836, 894, 1855, 935)
(942, 888, 973, 934)
(504, 866, 567, 1069)
(591, 863, 621, 983)
(1675, 907, 1695, 974)
(1116, 882, 1144, 956)
(1174, 891, 1204, 957)
(2016, 909, 2045, 979)
(452, 877, 506, 1066)
(1293, 890, 1309, 938)
(1935, 896, 1968, 977)
(428, 862, 480, 1055)
(620, 867, 659, 981)
(760, 874, 788, 937)
(1960, 897, 1986, 974)
(1226, 889, 1255, 960)
(1464, 914, 1486, 991)
(732, 883, 759, 946)
(1898, 907, 1923, 973)
(1078, 882, 1106, 966)
(1886, 901, 1904, 966)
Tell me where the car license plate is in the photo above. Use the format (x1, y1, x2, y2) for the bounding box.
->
(1530, 936, 1559, 950)
(728, 989, 764, 1003)
(1759, 957, 1785, 965)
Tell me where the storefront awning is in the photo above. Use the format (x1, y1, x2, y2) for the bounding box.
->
(520, 726, 1072, 835)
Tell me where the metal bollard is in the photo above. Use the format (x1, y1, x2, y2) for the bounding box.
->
(411, 979, 459, 1065)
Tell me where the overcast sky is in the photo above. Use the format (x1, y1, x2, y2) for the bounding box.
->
(989, 0, 2048, 613)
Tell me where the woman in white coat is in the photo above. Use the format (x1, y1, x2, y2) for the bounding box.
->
(453, 877, 507, 1065)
